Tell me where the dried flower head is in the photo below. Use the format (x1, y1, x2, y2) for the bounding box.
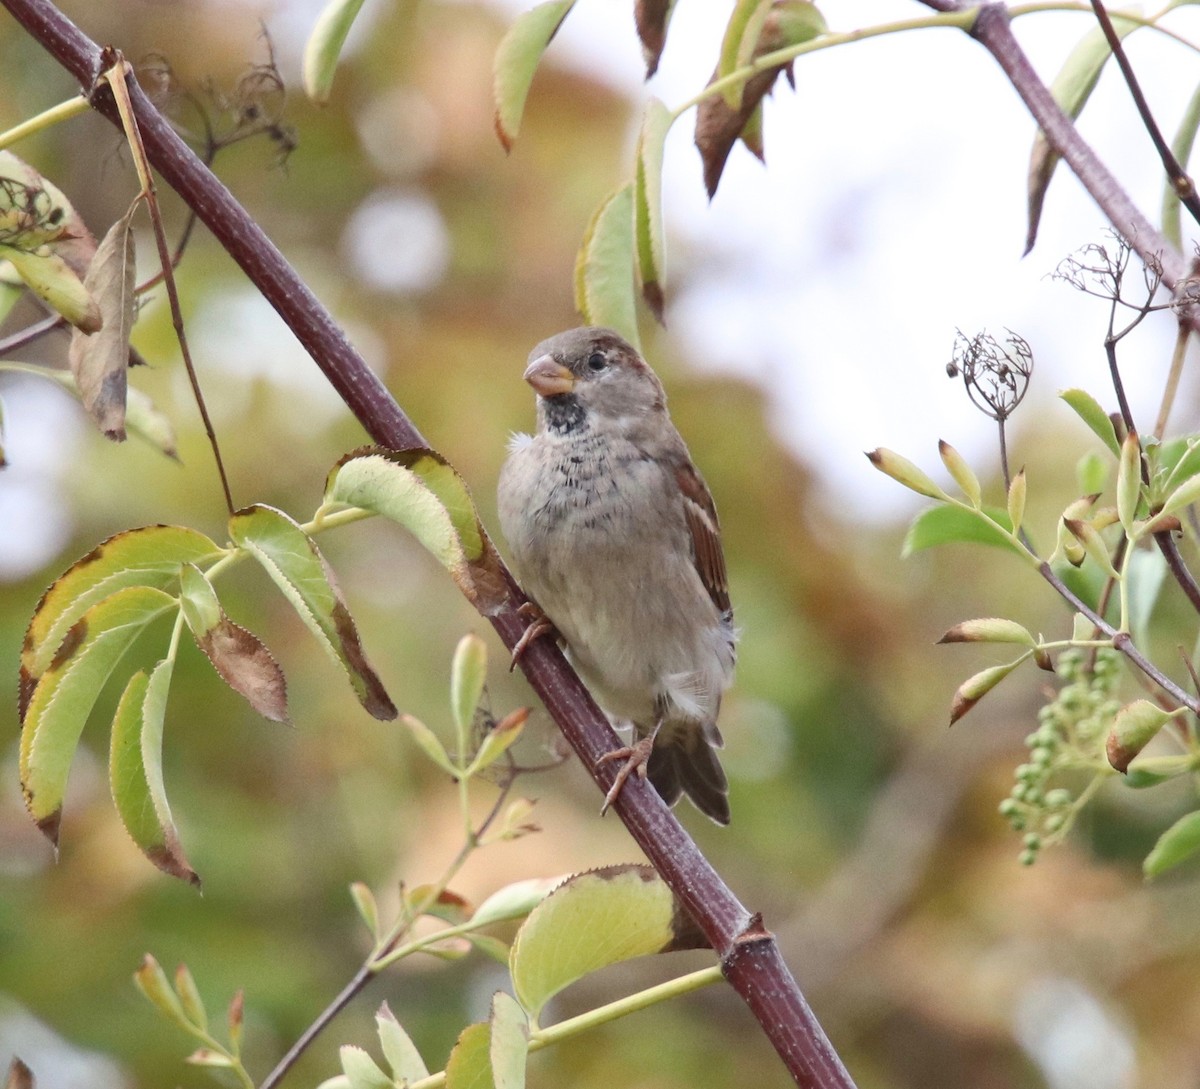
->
(949, 328, 1033, 422)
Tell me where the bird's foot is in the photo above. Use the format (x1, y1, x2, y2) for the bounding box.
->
(596, 736, 655, 815)
(509, 602, 558, 671)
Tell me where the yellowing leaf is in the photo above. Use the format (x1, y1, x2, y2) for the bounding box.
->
(445, 1023, 492, 1089)
(510, 865, 705, 1017)
(325, 447, 508, 612)
(492, 0, 577, 152)
(0, 243, 98, 332)
(228, 504, 392, 720)
(634, 98, 672, 322)
(20, 585, 177, 844)
(68, 196, 140, 440)
(489, 992, 528, 1089)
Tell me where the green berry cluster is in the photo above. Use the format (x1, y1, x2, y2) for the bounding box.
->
(999, 647, 1121, 864)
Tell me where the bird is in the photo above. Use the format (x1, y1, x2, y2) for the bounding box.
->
(497, 326, 735, 824)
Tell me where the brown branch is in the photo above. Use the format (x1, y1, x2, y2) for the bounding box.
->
(0, 1, 854, 1085)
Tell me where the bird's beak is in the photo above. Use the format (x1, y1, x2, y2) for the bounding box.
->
(523, 354, 575, 397)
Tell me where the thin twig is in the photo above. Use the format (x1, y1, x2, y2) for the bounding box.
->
(1154, 321, 1190, 437)
(1090, 0, 1200, 230)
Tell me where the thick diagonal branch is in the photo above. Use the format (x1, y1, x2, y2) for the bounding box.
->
(0, 1, 854, 1085)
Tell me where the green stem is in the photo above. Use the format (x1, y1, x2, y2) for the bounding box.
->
(303, 503, 376, 535)
(0, 94, 89, 149)
(407, 966, 725, 1089)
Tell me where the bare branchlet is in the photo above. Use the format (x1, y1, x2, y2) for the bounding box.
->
(947, 328, 1033, 422)
(1051, 231, 1167, 336)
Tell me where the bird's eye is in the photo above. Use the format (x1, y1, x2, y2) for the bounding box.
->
(587, 351, 607, 371)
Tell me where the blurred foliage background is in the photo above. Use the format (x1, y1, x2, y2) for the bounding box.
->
(3, 2, 1200, 1088)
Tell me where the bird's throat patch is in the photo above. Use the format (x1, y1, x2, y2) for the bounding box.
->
(543, 394, 587, 435)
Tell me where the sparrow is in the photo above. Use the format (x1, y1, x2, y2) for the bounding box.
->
(497, 327, 735, 824)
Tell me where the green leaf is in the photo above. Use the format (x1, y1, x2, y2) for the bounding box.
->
(399, 713, 457, 775)
(1106, 699, 1182, 773)
(1154, 436, 1200, 501)
(20, 525, 221, 706)
(0, 361, 178, 459)
(938, 439, 981, 507)
(866, 447, 949, 501)
(68, 196, 140, 442)
(1007, 469, 1027, 535)
(20, 585, 177, 844)
(1145, 809, 1200, 878)
(902, 504, 1021, 557)
(445, 1023, 492, 1089)
(0, 243, 98, 332)
(1076, 450, 1109, 496)
(178, 563, 289, 723)
(634, 97, 672, 322)
(489, 992, 528, 1089)
(510, 865, 702, 1017)
(469, 876, 562, 929)
(938, 618, 1035, 646)
(0, 263, 25, 328)
(228, 504, 393, 720)
(492, 0, 577, 152)
(574, 183, 639, 347)
(1126, 547, 1167, 648)
(325, 447, 508, 611)
(1060, 388, 1120, 456)
(338, 1045, 393, 1089)
(1125, 753, 1196, 789)
(1025, 16, 1140, 254)
(1116, 430, 1141, 533)
(465, 707, 528, 777)
(134, 954, 194, 1033)
(376, 1002, 429, 1084)
(350, 882, 380, 939)
(949, 655, 1029, 725)
(109, 659, 199, 884)
(1163, 78, 1200, 250)
(302, 0, 368, 104)
(717, 0, 774, 109)
(450, 633, 488, 739)
(1159, 471, 1200, 519)
(174, 964, 208, 1034)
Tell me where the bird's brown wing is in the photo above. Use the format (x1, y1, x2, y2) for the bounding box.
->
(675, 462, 731, 618)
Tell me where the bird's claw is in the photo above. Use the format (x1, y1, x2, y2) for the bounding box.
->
(509, 602, 558, 671)
(597, 736, 655, 815)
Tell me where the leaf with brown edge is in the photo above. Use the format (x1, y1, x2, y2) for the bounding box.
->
(696, 1, 825, 199)
(68, 196, 140, 441)
(228, 505, 391, 720)
(634, 97, 671, 323)
(325, 446, 509, 613)
(635, 0, 678, 78)
(492, 0, 577, 152)
(179, 564, 288, 723)
(110, 660, 200, 884)
(21, 586, 177, 845)
(20, 525, 221, 718)
(574, 183, 639, 346)
(509, 864, 708, 1018)
(948, 656, 1028, 725)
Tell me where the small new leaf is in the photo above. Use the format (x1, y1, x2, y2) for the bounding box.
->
(338, 1045, 393, 1089)
(938, 618, 1035, 647)
(1145, 809, 1200, 878)
(1063, 517, 1119, 579)
(1007, 469, 1027, 535)
(465, 707, 529, 776)
(938, 439, 981, 507)
(1116, 429, 1142, 533)
(865, 448, 949, 500)
(302, 0, 368, 104)
(1060, 389, 1120, 456)
(400, 714, 457, 775)
(450, 633, 488, 739)
(376, 1002, 429, 1084)
(1106, 700, 1182, 773)
(134, 954, 194, 1033)
(949, 656, 1028, 725)
(350, 882, 380, 940)
(174, 964, 207, 1034)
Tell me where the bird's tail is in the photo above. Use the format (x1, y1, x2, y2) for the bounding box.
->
(647, 724, 730, 825)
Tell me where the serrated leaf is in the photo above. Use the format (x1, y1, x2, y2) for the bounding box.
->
(492, 0, 577, 152)
(717, 0, 774, 110)
(510, 865, 705, 1017)
(0, 244, 98, 332)
(174, 964, 207, 1033)
(134, 954, 193, 1032)
(109, 660, 199, 884)
(1163, 79, 1200, 249)
(0, 361, 178, 458)
(489, 992, 528, 1089)
(451, 633, 487, 738)
(179, 563, 289, 723)
(1145, 809, 1200, 877)
(635, 0, 678, 78)
(20, 525, 221, 710)
(229, 504, 393, 720)
(902, 504, 1021, 557)
(20, 585, 177, 844)
(68, 196, 140, 441)
(303, 0, 368, 104)
(339, 1045, 393, 1089)
(634, 97, 671, 322)
(445, 1023, 492, 1089)
(376, 1002, 429, 1084)
(324, 446, 508, 612)
(1060, 388, 1120, 456)
(574, 183, 638, 346)
(1025, 16, 1140, 254)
